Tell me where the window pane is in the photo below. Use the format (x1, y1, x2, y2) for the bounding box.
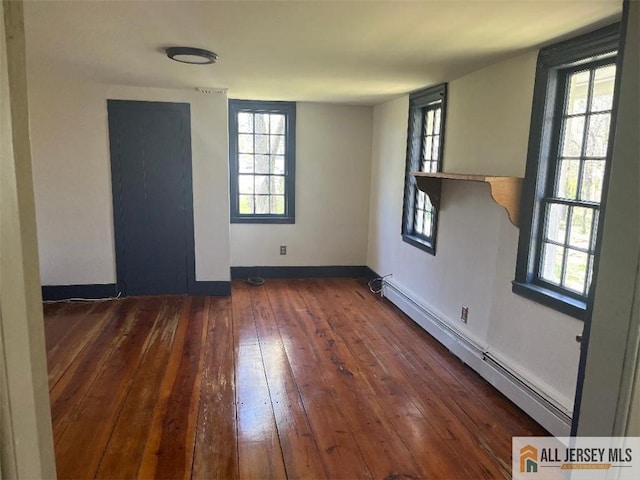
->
(270, 195, 285, 214)
(584, 113, 610, 157)
(238, 134, 253, 153)
(238, 154, 254, 173)
(432, 135, 440, 161)
(270, 135, 285, 155)
(238, 174, 254, 194)
(424, 136, 433, 161)
(580, 160, 605, 202)
(569, 207, 594, 250)
(591, 64, 616, 112)
(564, 249, 588, 294)
(566, 70, 590, 115)
(255, 154, 269, 174)
(424, 210, 433, 237)
(270, 114, 285, 135)
(544, 203, 568, 243)
(271, 155, 285, 174)
(238, 112, 254, 133)
(556, 159, 579, 199)
(270, 176, 285, 194)
(255, 195, 269, 214)
(414, 211, 424, 235)
(239, 195, 254, 214)
(254, 175, 269, 194)
(422, 159, 437, 173)
(417, 191, 425, 210)
(425, 110, 434, 136)
(255, 135, 269, 154)
(255, 114, 269, 134)
(434, 108, 441, 135)
(540, 243, 564, 285)
(561, 116, 585, 157)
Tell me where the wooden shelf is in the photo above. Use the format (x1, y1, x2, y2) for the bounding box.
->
(411, 172, 524, 227)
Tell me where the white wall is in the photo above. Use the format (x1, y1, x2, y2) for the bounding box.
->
(27, 64, 230, 285)
(444, 52, 539, 177)
(28, 62, 370, 282)
(367, 51, 584, 414)
(230, 103, 372, 267)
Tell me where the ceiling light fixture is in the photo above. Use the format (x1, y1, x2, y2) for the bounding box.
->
(165, 47, 218, 65)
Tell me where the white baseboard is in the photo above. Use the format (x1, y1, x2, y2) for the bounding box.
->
(382, 279, 572, 436)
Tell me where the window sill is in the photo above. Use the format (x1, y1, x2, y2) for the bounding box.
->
(231, 216, 295, 224)
(512, 281, 587, 320)
(402, 234, 436, 255)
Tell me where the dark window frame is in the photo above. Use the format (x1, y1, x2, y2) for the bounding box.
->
(513, 23, 621, 319)
(401, 84, 447, 255)
(229, 99, 296, 224)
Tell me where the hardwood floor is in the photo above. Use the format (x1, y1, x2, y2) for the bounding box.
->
(44, 278, 547, 479)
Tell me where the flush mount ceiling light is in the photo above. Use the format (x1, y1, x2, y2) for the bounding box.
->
(165, 47, 218, 65)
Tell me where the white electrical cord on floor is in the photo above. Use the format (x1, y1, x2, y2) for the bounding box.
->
(43, 292, 123, 304)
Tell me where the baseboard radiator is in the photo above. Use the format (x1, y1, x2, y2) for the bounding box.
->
(382, 279, 572, 436)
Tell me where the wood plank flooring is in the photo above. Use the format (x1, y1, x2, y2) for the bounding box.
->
(44, 278, 547, 479)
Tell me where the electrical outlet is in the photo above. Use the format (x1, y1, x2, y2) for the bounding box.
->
(461, 305, 469, 323)
(280, 245, 287, 255)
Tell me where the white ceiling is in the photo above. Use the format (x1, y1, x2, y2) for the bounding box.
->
(23, 0, 622, 105)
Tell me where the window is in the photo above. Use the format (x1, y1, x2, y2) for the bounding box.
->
(514, 24, 620, 319)
(229, 100, 295, 223)
(402, 84, 447, 254)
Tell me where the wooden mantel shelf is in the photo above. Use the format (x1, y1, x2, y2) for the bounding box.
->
(411, 172, 524, 227)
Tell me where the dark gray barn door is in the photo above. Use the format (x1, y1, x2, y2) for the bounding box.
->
(108, 100, 195, 296)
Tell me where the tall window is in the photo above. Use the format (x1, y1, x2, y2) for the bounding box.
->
(402, 84, 447, 254)
(229, 100, 295, 223)
(514, 24, 620, 318)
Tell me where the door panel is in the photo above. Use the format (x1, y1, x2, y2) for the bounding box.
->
(108, 100, 194, 295)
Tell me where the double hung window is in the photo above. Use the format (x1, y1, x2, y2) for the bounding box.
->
(229, 100, 296, 223)
(402, 84, 447, 254)
(514, 24, 620, 318)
